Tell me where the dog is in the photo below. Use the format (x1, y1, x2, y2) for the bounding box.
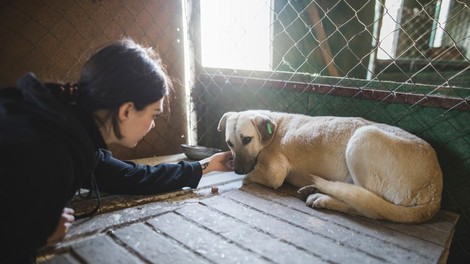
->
(217, 110, 443, 223)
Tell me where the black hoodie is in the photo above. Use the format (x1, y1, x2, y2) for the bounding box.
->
(0, 73, 202, 263)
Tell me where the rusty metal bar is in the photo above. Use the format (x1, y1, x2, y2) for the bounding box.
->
(200, 74, 470, 111)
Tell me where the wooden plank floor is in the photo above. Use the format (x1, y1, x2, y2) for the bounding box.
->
(37, 155, 458, 264)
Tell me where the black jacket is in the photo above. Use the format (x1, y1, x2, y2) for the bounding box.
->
(0, 73, 202, 263)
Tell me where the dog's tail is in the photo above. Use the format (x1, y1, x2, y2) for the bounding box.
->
(310, 176, 441, 223)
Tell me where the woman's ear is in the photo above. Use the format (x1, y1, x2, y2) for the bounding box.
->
(118, 102, 135, 121)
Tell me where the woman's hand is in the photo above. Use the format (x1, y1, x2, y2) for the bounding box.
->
(199, 151, 234, 174)
(46, 207, 75, 245)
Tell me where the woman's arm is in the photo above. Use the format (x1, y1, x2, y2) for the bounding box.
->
(91, 149, 233, 195)
(0, 140, 74, 263)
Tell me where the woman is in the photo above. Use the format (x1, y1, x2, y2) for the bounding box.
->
(0, 38, 233, 263)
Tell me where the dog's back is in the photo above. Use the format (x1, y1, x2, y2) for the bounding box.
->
(268, 114, 372, 184)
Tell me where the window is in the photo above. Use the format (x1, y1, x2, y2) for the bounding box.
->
(377, 0, 457, 60)
(377, 0, 404, 60)
(430, 0, 452, 48)
(200, 0, 272, 70)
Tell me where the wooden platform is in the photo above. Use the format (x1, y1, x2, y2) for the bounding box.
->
(37, 155, 459, 264)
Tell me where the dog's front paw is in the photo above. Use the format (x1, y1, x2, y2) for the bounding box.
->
(306, 193, 331, 209)
(242, 176, 253, 186)
(297, 185, 318, 201)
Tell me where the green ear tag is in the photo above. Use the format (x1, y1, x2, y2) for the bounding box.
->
(267, 123, 273, 135)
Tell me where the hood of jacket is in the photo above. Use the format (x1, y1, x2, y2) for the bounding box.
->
(5, 72, 97, 197)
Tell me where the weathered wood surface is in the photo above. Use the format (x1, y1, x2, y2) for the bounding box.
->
(37, 155, 458, 264)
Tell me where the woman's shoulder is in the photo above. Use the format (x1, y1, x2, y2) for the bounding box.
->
(1, 73, 96, 161)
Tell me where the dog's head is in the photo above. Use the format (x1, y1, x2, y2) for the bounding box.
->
(217, 110, 277, 174)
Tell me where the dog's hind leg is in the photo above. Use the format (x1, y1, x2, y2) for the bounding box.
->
(306, 193, 360, 215)
(297, 185, 317, 201)
(298, 184, 360, 215)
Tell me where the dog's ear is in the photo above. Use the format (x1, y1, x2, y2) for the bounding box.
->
(217, 112, 236, 132)
(252, 115, 277, 146)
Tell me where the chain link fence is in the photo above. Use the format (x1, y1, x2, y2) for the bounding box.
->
(188, 0, 469, 262)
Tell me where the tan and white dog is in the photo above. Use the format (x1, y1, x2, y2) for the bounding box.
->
(217, 110, 443, 223)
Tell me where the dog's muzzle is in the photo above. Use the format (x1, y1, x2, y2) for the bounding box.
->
(233, 154, 257, 175)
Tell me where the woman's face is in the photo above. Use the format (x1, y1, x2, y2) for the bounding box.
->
(118, 99, 163, 148)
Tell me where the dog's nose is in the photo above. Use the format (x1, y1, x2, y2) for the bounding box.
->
(234, 168, 246, 175)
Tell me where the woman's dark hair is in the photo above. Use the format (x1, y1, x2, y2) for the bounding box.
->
(77, 38, 171, 139)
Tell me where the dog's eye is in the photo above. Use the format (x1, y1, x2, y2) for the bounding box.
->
(227, 140, 233, 148)
(242, 137, 252, 145)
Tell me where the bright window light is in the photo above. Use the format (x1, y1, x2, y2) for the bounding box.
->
(200, 0, 272, 70)
(377, 0, 404, 60)
(431, 0, 452, 48)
